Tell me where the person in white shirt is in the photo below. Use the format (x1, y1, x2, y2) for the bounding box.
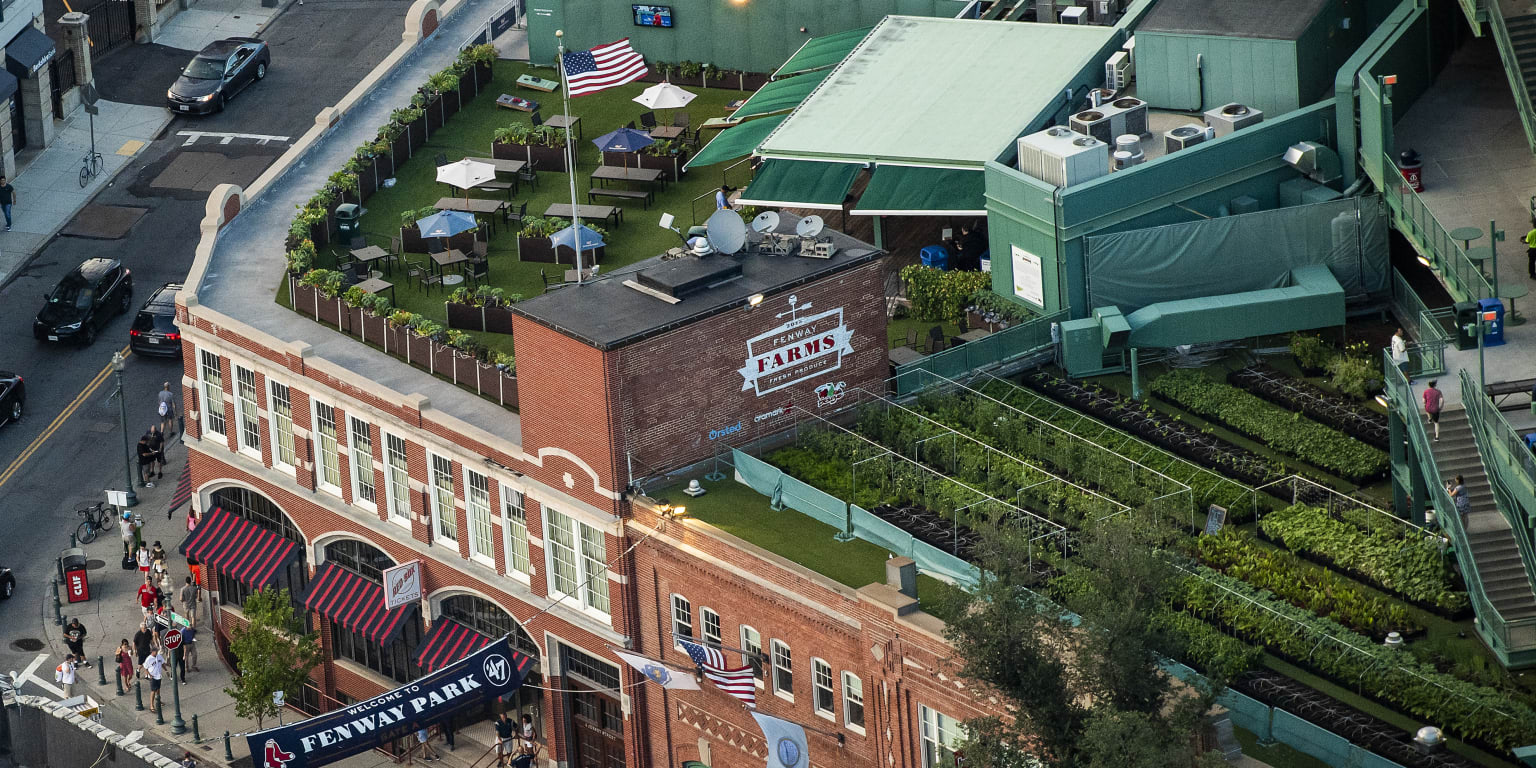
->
(55, 654, 77, 698)
(142, 650, 165, 712)
(1390, 327, 1409, 375)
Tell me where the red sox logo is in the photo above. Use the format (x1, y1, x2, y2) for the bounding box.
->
(262, 739, 296, 768)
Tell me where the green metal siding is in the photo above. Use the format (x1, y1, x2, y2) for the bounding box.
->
(1125, 266, 1344, 347)
(1134, 32, 1301, 116)
(984, 161, 1065, 315)
(1295, 0, 1369, 106)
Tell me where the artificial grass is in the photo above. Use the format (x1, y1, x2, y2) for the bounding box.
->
(316, 60, 748, 356)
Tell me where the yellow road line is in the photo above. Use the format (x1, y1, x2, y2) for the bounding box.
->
(0, 346, 131, 490)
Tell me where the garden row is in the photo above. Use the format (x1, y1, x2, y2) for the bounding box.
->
(1229, 363, 1389, 449)
(1150, 369, 1389, 484)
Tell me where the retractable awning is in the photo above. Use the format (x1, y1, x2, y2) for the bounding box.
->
(852, 165, 987, 216)
(5, 27, 54, 78)
(684, 114, 786, 169)
(414, 619, 493, 672)
(177, 506, 301, 588)
(302, 563, 419, 645)
(732, 70, 830, 120)
(773, 26, 872, 79)
(737, 159, 861, 211)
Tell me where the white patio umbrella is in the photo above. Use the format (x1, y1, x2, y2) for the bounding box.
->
(633, 81, 697, 123)
(435, 158, 497, 204)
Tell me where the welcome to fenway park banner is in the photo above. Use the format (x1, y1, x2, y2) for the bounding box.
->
(247, 638, 534, 768)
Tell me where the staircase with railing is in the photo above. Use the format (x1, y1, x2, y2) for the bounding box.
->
(1488, 1, 1536, 154)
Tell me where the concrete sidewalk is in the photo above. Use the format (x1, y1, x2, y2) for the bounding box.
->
(154, 0, 285, 54)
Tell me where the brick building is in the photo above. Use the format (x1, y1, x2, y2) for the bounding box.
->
(180, 209, 1004, 768)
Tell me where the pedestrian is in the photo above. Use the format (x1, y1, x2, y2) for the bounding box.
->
(142, 648, 165, 712)
(137, 574, 157, 616)
(63, 618, 89, 664)
(54, 654, 76, 699)
(173, 633, 187, 682)
(1423, 379, 1444, 441)
(715, 185, 735, 210)
(136, 543, 152, 576)
(0, 175, 18, 232)
(180, 576, 199, 626)
(154, 576, 170, 613)
(509, 732, 540, 768)
(181, 624, 199, 673)
(137, 433, 156, 488)
(494, 712, 515, 767)
(148, 426, 167, 480)
(415, 727, 441, 762)
(1525, 222, 1536, 278)
(186, 552, 202, 592)
(151, 540, 167, 568)
(119, 510, 138, 559)
(115, 639, 134, 693)
(179, 751, 198, 768)
(1391, 328, 1409, 375)
(520, 714, 536, 741)
(133, 620, 153, 669)
(1449, 474, 1471, 520)
(158, 383, 177, 436)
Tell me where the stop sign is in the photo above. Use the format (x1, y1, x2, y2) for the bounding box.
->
(163, 628, 183, 650)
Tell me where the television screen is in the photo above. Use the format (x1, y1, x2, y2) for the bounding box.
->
(633, 4, 673, 27)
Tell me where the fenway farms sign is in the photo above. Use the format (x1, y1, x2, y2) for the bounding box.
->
(738, 295, 854, 397)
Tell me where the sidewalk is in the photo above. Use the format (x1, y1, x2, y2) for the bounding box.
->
(154, 0, 286, 53)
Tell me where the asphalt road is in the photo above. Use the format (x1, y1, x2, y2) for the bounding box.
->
(0, 0, 409, 680)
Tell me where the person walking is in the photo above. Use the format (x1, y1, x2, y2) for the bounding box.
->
(1525, 222, 1536, 279)
(115, 639, 134, 693)
(0, 176, 18, 232)
(151, 540, 167, 571)
(180, 576, 199, 626)
(415, 727, 441, 762)
(119, 510, 139, 559)
(1423, 379, 1444, 441)
(186, 552, 202, 591)
(1449, 475, 1471, 520)
(715, 185, 735, 210)
(181, 624, 199, 673)
(137, 574, 157, 616)
(133, 620, 153, 670)
(1390, 328, 1409, 375)
(135, 544, 152, 577)
(148, 426, 167, 481)
(179, 752, 198, 768)
(136, 433, 156, 488)
(509, 732, 540, 768)
(142, 648, 165, 712)
(494, 712, 515, 767)
(158, 383, 177, 436)
(54, 655, 77, 698)
(63, 618, 89, 665)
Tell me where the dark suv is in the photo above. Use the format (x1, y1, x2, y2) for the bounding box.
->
(130, 283, 184, 357)
(33, 258, 133, 346)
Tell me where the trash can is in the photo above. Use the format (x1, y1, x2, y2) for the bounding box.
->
(920, 245, 950, 270)
(1478, 297, 1506, 346)
(61, 548, 89, 604)
(1399, 149, 1424, 193)
(335, 203, 362, 239)
(1454, 301, 1479, 350)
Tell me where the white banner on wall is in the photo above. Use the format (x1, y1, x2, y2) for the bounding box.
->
(1011, 245, 1044, 308)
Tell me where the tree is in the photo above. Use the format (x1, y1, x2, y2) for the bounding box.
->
(224, 588, 323, 729)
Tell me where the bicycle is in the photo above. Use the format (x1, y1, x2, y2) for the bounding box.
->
(75, 501, 112, 544)
(78, 150, 105, 188)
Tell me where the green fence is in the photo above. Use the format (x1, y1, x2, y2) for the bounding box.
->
(1489, 3, 1536, 156)
(1388, 268, 1448, 377)
(891, 309, 1066, 396)
(1377, 154, 1494, 304)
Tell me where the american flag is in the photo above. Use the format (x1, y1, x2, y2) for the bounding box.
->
(561, 38, 648, 97)
(678, 638, 756, 708)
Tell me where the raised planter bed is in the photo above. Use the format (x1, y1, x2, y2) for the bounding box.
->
(601, 151, 689, 181)
(492, 141, 568, 172)
(446, 301, 515, 335)
(1229, 364, 1390, 449)
(517, 238, 605, 265)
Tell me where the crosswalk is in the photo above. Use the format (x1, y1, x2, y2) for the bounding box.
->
(177, 130, 292, 147)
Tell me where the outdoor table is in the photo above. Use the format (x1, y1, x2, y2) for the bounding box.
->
(1503, 284, 1530, 326)
(1465, 246, 1494, 278)
(591, 165, 663, 189)
(649, 126, 685, 140)
(889, 346, 927, 368)
(544, 203, 623, 227)
(464, 157, 527, 176)
(355, 277, 396, 303)
(564, 267, 598, 282)
(956, 328, 991, 344)
(349, 245, 392, 277)
(1449, 226, 1484, 251)
(435, 197, 506, 235)
(431, 249, 469, 285)
(546, 114, 582, 140)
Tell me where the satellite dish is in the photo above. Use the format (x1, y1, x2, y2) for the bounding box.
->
(751, 210, 780, 233)
(706, 209, 748, 255)
(796, 215, 824, 237)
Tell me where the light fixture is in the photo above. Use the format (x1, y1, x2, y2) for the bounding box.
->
(1416, 254, 1433, 269)
(747, 293, 764, 308)
(657, 500, 688, 519)
(1375, 394, 1390, 408)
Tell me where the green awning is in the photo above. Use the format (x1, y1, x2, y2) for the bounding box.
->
(732, 70, 830, 120)
(773, 26, 872, 79)
(852, 166, 987, 216)
(684, 115, 787, 169)
(737, 159, 861, 210)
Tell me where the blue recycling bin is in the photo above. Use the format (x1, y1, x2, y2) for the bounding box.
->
(920, 245, 950, 271)
(1478, 297, 1506, 346)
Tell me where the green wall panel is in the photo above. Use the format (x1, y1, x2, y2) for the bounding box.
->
(984, 161, 1065, 315)
(1295, 0, 1369, 106)
(1135, 33, 1301, 117)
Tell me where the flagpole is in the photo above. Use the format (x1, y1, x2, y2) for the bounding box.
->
(555, 30, 585, 285)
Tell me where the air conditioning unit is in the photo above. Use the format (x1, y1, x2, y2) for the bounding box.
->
(1104, 51, 1133, 90)
(1110, 97, 1148, 136)
(1204, 103, 1263, 137)
(1070, 108, 1116, 143)
(1112, 135, 1144, 170)
(1164, 124, 1213, 154)
(1017, 127, 1110, 187)
(1060, 5, 1087, 23)
(1084, 0, 1112, 23)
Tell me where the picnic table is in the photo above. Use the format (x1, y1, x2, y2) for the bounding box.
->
(544, 203, 623, 228)
(649, 126, 685, 140)
(435, 197, 506, 234)
(545, 114, 582, 140)
(349, 245, 392, 276)
(430, 249, 470, 285)
(591, 165, 663, 188)
(889, 346, 927, 367)
(355, 277, 396, 303)
(463, 157, 527, 176)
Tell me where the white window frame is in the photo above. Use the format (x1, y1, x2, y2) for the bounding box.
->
(771, 640, 793, 701)
(501, 488, 531, 580)
(842, 672, 865, 734)
(198, 349, 226, 437)
(348, 417, 375, 508)
(701, 607, 721, 648)
(919, 705, 966, 768)
(383, 433, 411, 528)
(578, 523, 611, 615)
(740, 626, 764, 688)
(267, 380, 296, 470)
(233, 366, 260, 457)
(312, 400, 342, 495)
(671, 595, 693, 644)
(543, 507, 610, 618)
(429, 453, 457, 544)
(466, 468, 494, 565)
(812, 658, 835, 720)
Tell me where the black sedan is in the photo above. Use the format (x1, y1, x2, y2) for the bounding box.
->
(0, 371, 22, 427)
(34, 258, 133, 346)
(166, 37, 269, 114)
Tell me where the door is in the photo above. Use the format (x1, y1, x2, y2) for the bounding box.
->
(568, 681, 624, 768)
(10, 92, 24, 151)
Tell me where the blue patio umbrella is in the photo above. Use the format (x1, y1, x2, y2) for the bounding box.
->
(415, 210, 477, 239)
(549, 223, 605, 253)
(592, 127, 655, 154)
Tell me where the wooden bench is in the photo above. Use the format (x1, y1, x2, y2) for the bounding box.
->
(517, 74, 560, 92)
(1485, 378, 1536, 412)
(588, 187, 653, 208)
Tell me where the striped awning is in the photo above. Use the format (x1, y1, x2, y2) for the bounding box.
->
(301, 563, 419, 645)
(177, 506, 301, 588)
(414, 619, 493, 672)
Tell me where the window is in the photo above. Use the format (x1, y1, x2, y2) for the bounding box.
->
(325, 539, 394, 581)
(920, 705, 966, 768)
(333, 618, 422, 684)
(348, 417, 375, 505)
(208, 487, 307, 620)
(384, 434, 410, 524)
(740, 626, 764, 683)
(234, 366, 260, 454)
(313, 402, 341, 492)
(198, 350, 226, 436)
(545, 508, 611, 615)
(440, 595, 539, 658)
(466, 469, 494, 563)
(812, 658, 834, 717)
(771, 640, 793, 699)
(430, 454, 457, 542)
(701, 608, 721, 648)
(563, 644, 622, 690)
(502, 490, 530, 576)
(268, 381, 296, 468)
(671, 595, 692, 642)
(843, 673, 865, 732)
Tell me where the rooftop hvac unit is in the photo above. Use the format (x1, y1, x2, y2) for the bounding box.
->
(1105, 51, 1133, 90)
(1112, 135, 1144, 170)
(1110, 97, 1148, 136)
(1060, 6, 1087, 23)
(1164, 124, 1212, 154)
(1017, 127, 1109, 187)
(1070, 108, 1116, 143)
(1204, 103, 1263, 137)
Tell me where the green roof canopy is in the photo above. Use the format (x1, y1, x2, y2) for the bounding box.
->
(853, 166, 986, 216)
(773, 27, 872, 79)
(732, 70, 830, 120)
(737, 159, 861, 210)
(684, 115, 788, 169)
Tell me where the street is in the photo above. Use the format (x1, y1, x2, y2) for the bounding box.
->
(0, 0, 409, 694)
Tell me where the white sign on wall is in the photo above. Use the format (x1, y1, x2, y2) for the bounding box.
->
(382, 560, 423, 610)
(1011, 245, 1044, 309)
(738, 295, 855, 397)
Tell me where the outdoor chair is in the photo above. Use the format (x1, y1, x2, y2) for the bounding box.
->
(434, 152, 449, 167)
(503, 201, 528, 227)
(626, 121, 636, 130)
(673, 112, 690, 128)
(389, 235, 403, 270)
(639, 111, 657, 130)
(466, 257, 490, 286)
(471, 239, 489, 261)
(518, 161, 539, 191)
(531, 111, 543, 126)
(931, 337, 948, 354)
(926, 325, 946, 352)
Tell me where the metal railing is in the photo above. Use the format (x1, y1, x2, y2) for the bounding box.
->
(1387, 268, 1448, 376)
(1488, 2, 1536, 156)
(1459, 370, 1536, 613)
(891, 310, 1066, 395)
(1378, 155, 1495, 304)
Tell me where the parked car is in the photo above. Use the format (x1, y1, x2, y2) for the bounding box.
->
(0, 371, 22, 426)
(0, 565, 12, 599)
(166, 37, 270, 114)
(129, 283, 184, 357)
(33, 258, 133, 346)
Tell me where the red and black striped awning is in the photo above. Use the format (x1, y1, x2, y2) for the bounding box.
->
(414, 619, 493, 672)
(177, 506, 301, 588)
(301, 563, 419, 645)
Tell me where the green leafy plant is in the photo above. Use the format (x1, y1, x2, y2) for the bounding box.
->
(899, 265, 991, 325)
(299, 269, 345, 298)
(223, 588, 322, 729)
(327, 170, 359, 196)
(493, 351, 516, 371)
(285, 240, 316, 274)
(642, 138, 679, 157)
(360, 292, 392, 316)
(1289, 333, 1335, 371)
(390, 105, 424, 126)
(459, 43, 496, 68)
(388, 310, 415, 327)
(342, 285, 369, 308)
(413, 319, 444, 339)
(967, 289, 1036, 324)
(677, 60, 702, 78)
(1327, 354, 1380, 400)
(494, 123, 564, 147)
(401, 205, 440, 228)
(427, 70, 459, 94)
(518, 216, 562, 239)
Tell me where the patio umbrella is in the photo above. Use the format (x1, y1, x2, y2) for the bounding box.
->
(633, 82, 697, 123)
(416, 210, 478, 253)
(549, 223, 605, 253)
(435, 158, 497, 204)
(592, 127, 654, 169)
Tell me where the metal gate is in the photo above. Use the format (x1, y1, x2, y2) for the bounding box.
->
(49, 53, 75, 117)
(82, 0, 138, 56)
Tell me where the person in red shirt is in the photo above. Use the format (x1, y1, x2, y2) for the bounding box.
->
(1423, 379, 1444, 442)
(137, 575, 158, 616)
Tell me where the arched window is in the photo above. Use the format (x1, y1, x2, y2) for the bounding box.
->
(321, 539, 420, 683)
(440, 594, 539, 659)
(323, 539, 394, 582)
(210, 487, 308, 614)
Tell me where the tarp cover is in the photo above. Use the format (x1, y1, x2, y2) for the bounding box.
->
(684, 114, 786, 169)
(732, 70, 830, 120)
(738, 159, 860, 210)
(773, 26, 872, 78)
(1084, 195, 1388, 314)
(853, 166, 985, 215)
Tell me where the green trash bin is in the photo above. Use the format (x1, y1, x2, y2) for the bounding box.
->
(1454, 301, 1478, 351)
(335, 203, 361, 240)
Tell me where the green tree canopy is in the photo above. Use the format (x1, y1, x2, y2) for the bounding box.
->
(223, 588, 323, 729)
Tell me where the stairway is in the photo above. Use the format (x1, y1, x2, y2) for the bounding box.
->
(1432, 408, 1536, 621)
(1509, 14, 1536, 103)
